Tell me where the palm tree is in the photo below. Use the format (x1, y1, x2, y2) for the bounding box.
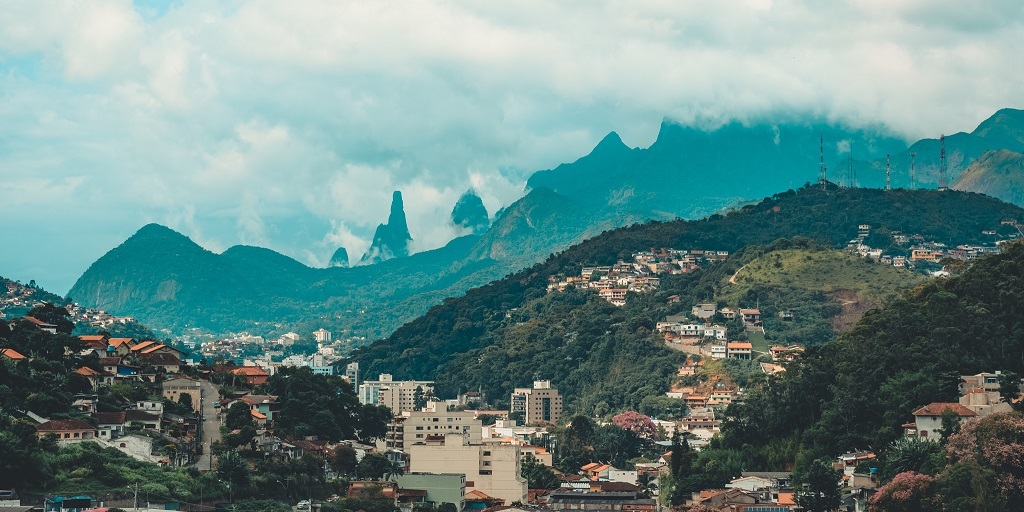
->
(385, 459, 404, 481)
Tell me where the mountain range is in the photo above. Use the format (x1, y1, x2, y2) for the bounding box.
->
(68, 108, 1024, 339)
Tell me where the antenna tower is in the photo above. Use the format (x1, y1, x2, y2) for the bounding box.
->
(848, 144, 854, 188)
(885, 154, 891, 191)
(819, 134, 827, 190)
(938, 134, 948, 190)
(910, 153, 916, 190)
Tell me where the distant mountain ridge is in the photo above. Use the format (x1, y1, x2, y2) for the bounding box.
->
(953, 149, 1024, 206)
(69, 108, 1024, 338)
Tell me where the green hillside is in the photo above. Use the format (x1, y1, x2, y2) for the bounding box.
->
(720, 247, 926, 344)
(953, 149, 1024, 207)
(355, 186, 1024, 392)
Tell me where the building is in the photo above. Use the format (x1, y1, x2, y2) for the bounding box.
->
(395, 473, 467, 512)
(727, 342, 753, 360)
(162, 377, 203, 413)
(906, 403, 977, 441)
(313, 328, 332, 343)
(510, 380, 562, 425)
(240, 394, 281, 422)
(546, 491, 657, 512)
(739, 309, 762, 327)
(359, 374, 435, 413)
(385, 403, 483, 451)
(345, 361, 360, 389)
(36, 419, 96, 446)
(691, 303, 717, 319)
(408, 433, 527, 506)
(230, 366, 269, 385)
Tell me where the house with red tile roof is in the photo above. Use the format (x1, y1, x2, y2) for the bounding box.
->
(36, 419, 97, 445)
(907, 402, 978, 442)
(0, 347, 27, 360)
(231, 366, 270, 385)
(73, 366, 113, 390)
(14, 316, 58, 334)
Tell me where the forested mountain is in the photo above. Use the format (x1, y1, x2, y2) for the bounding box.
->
(354, 186, 1024, 394)
(68, 109, 1024, 338)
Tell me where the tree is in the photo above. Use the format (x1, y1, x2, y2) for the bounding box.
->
(521, 454, 560, 489)
(25, 303, 73, 335)
(437, 503, 457, 512)
(945, 412, 1024, 503)
(882, 438, 944, 481)
(177, 392, 194, 411)
(357, 453, 393, 480)
(869, 471, 940, 512)
(794, 457, 841, 512)
(998, 371, 1023, 411)
(637, 472, 656, 499)
(226, 402, 252, 430)
(612, 411, 659, 440)
(940, 408, 962, 443)
(413, 385, 427, 410)
(331, 445, 358, 476)
(217, 450, 251, 489)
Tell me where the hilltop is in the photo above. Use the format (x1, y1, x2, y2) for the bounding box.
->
(953, 149, 1024, 206)
(354, 186, 1024, 397)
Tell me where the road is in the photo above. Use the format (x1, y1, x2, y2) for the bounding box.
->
(194, 379, 222, 470)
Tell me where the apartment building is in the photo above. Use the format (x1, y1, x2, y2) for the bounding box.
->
(510, 380, 562, 425)
(359, 374, 434, 413)
(408, 433, 527, 506)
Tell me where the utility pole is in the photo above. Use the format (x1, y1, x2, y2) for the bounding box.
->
(133, 482, 139, 512)
(910, 152, 916, 190)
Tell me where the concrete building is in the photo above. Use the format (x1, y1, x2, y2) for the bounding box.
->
(161, 377, 203, 413)
(408, 433, 527, 506)
(345, 362, 360, 389)
(510, 380, 562, 425)
(313, 328, 332, 343)
(385, 403, 483, 451)
(546, 491, 657, 512)
(395, 473, 467, 511)
(359, 374, 435, 413)
(907, 403, 977, 441)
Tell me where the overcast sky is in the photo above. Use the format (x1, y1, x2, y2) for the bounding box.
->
(1, 0, 1022, 294)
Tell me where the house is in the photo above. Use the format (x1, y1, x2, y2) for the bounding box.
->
(240, 394, 281, 422)
(739, 309, 762, 327)
(72, 366, 113, 390)
(0, 348, 27, 361)
(709, 344, 727, 359)
(835, 451, 876, 476)
(231, 366, 270, 385)
(125, 410, 161, 430)
(35, 419, 97, 446)
(727, 342, 753, 360)
(140, 352, 181, 373)
(720, 307, 737, 319)
(14, 316, 58, 334)
(726, 475, 774, 492)
(94, 411, 128, 439)
(691, 303, 717, 319)
(107, 337, 135, 356)
(906, 403, 977, 441)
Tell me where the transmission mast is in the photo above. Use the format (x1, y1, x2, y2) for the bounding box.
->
(938, 134, 949, 190)
(819, 134, 827, 190)
(885, 154, 891, 191)
(848, 144, 854, 188)
(910, 152, 916, 190)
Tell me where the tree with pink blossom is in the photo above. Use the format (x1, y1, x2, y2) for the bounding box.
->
(612, 411, 659, 440)
(869, 471, 940, 512)
(945, 411, 1024, 501)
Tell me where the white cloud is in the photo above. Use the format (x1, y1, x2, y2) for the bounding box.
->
(1, 0, 1022, 291)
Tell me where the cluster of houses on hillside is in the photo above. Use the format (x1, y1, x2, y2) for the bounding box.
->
(547, 248, 728, 306)
(847, 223, 1010, 269)
(194, 327, 359, 374)
(0, 280, 137, 329)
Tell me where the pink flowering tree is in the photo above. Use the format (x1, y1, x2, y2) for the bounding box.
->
(869, 471, 939, 511)
(612, 411, 659, 440)
(945, 412, 1024, 500)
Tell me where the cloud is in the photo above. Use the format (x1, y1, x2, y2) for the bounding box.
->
(1, 0, 1022, 292)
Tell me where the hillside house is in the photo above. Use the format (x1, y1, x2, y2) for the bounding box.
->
(162, 377, 203, 413)
(906, 403, 977, 441)
(727, 342, 753, 360)
(739, 309, 762, 327)
(36, 419, 96, 446)
(241, 394, 281, 422)
(14, 316, 57, 334)
(692, 303, 717, 319)
(0, 348, 27, 361)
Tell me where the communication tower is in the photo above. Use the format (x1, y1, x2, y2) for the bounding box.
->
(938, 135, 949, 190)
(885, 154, 891, 191)
(910, 153, 916, 190)
(819, 134, 827, 190)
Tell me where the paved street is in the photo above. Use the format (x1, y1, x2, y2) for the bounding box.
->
(194, 379, 222, 470)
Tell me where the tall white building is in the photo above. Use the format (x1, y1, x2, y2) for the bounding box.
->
(384, 402, 483, 451)
(313, 328, 332, 343)
(359, 374, 434, 413)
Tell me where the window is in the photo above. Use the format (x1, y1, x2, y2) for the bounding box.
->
(483, 451, 491, 456)
(483, 461, 491, 466)
(920, 430, 928, 438)
(64, 433, 70, 439)
(479, 470, 491, 475)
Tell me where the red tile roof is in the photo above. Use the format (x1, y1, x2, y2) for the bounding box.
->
(140, 352, 181, 365)
(130, 340, 157, 352)
(232, 366, 269, 376)
(0, 348, 27, 360)
(108, 337, 134, 347)
(73, 366, 105, 377)
(912, 402, 978, 417)
(94, 411, 127, 425)
(36, 419, 95, 432)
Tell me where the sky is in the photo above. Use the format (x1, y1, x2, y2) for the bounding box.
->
(1, 0, 1022, 295)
